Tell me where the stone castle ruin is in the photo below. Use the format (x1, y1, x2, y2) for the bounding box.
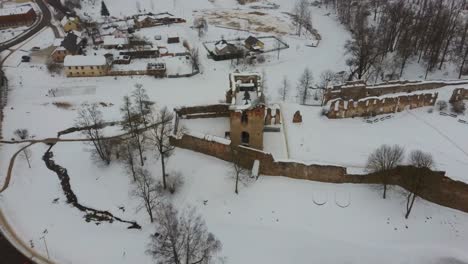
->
(169, 75, 468, 215)
(173, 72, 281, 151)
(324, 80, 468, 104)
(323, 80, 468, 119)
(327, 93, 438, 119)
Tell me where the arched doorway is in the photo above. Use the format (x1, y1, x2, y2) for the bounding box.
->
(241, 131, 250, 145)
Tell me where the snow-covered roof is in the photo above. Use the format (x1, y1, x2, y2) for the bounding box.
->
(137, 15, 153, 22)
(64, 55, 107, 67)
(61, 16, 78, 26)
(102, 36, 128, 46)
(0, 4, 34, 16)
(53, 38, 64, 47)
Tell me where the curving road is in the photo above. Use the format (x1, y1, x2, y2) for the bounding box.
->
(0, 0, 53, 52)
(0, 1, 57, 263)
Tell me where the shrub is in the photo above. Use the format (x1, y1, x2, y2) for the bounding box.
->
(451, 101, 466, 114)
(436, 100, 448, 111)
(46, 59, 63, 74)
(256, 54, 266, 64)
(166, 171, 184, 194)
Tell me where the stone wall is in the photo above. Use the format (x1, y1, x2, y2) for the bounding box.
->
(450, 88, 468, 103)
(327, 93, 438, 119)
(170, 133, 347, 182)
(175, 104, 230, 119)
(170, 133, 468, 214)
(325, 80, 468, 103)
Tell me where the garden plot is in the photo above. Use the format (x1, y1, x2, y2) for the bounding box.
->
(196, 9, 294, 35)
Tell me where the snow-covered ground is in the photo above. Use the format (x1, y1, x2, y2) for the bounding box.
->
(1, 0, 468, 263)
(2, 144, 468, 264)
(0, 26, 29, 43)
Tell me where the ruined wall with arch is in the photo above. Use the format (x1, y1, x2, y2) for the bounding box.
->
(170, 133, 468, 214)
(325, 80, 468, 103)
(327, 93, 438, 119)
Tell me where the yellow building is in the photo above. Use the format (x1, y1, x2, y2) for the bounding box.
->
(64, 55, 109, 77)
(244, 36, 265, 51)
(61, 16, 81, 32)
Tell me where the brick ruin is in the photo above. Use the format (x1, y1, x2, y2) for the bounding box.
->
(450, 88, 468, 103)
(324, 80, 468, 104)
(170, 132, 468, 214)
(174, 103, 281, 150)
(327, 93, 438, 119)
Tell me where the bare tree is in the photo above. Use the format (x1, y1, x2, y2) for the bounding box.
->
(278, 76, 289, 102)
(405, 150, 434, 219)
(14, 129, 32, 168)
(147, 203, 222, 264)
(367, 144, 405, 199)
(131, 167, 161, 223)
(194, 17, 208, 38)
(121, 96, 145, 166)
(119, 138, 138, 182)
(14, 128, 29, 140)
(132, 84, 151, 128)
(76, 104, 112, 165)
(230, 148, 250, 195)
(297, 68, 313, 105)
(293, 0, 312, 37)
(190, 48, 200, 73)
(149, 107, 175, 190)
(21, 148, 32, 168)
(317, 70, 335, 106)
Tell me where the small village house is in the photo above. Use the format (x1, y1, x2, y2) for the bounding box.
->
(135, 15, 156, 28)
(214, 39, 240, 56)
(64, 55, 109, 77)
(51, 32, 83, 63)
(61, 16, 81, 32)
(0, 3, 36, 29)
(102, 35, 129, 49)
(244, 36, 264, 51)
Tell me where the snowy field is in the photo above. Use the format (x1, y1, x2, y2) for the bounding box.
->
(1, 0, 468, 263)
(2, 144, 468, 264)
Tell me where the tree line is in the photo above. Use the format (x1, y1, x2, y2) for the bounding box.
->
(323, 0, 468, 80)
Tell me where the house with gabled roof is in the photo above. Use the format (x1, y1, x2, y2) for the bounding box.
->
(51, 31, 84, 63)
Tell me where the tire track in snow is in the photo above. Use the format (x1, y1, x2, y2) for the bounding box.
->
(406, 110, 468, 162)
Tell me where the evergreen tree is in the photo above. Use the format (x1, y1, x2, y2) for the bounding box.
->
(101, 1, 110, 17)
